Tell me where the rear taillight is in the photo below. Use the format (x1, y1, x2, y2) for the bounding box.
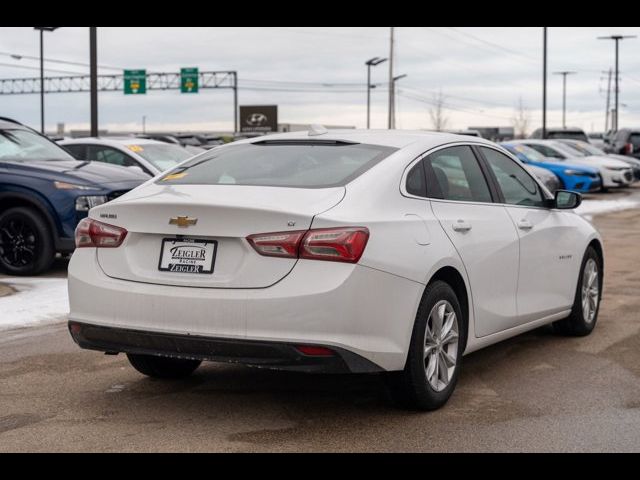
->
(626, 143, 634, 154)
(75, 218, 128, 248)
(246, 231, 306, 258)
(247, 227, 369, 264)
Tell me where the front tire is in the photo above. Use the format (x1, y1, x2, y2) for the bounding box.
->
(127, 354, 201, 379)
(386, 280, 466, 411)
(0, 207, 55, 276)
(553, 246, 602, 336)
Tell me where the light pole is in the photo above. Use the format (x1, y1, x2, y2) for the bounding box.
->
(89, 27, 98, 137)
(553, 71, 576, 128)
(365, 57, 387, 129)
(598, 35, 637, 132)
(542, 27, 547, 139)
(391, 73, 407, 129)
(34, 27, 59, 134)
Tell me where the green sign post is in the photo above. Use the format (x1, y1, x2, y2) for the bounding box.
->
(124, 69, 146, 94)
(180, 68, 199, 93)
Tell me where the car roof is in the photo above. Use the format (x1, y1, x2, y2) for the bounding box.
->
(59, 137, 167, 147)
(241, 129, 496, 150)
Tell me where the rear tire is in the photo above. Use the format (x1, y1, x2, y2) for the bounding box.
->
(385, 280, 466, 411)
(553, 246, 602, 337)
(0, 207, 55, 276)
(127, 353, 201, 379)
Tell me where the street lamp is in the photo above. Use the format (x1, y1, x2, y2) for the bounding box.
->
(552, 71, 576, 129)
(390, 73, 407, 129)
(365, 57, 387, 129)
(34, 27, 59, 134)
(597, 34, 637, 132)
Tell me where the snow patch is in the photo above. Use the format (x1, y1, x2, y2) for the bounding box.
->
(576, 198, 640, 220)
(0, 277, 68, 331)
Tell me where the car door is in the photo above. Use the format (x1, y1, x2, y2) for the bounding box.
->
(478, 146, 581, 323)
(425, 145, 520, 337)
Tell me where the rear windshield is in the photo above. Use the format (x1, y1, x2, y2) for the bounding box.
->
(547, 131, 588, 142)
(157, 142, 397, 188)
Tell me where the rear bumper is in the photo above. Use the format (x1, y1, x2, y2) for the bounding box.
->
(68, 248, 423, 372)
(68, 321, 382, 373)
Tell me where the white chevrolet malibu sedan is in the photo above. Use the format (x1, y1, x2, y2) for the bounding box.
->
(68, 129, 603, 410)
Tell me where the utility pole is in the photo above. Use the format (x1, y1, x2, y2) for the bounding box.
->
(605, 68, 612, 132)
(392, 74, 407, 129)
(89, 27, 98, 137)
(598, 35, 636, 132)
(542, 27, 547, 139)
(553, 71, 576, 129)
(365, 57, 387, 129)
(232, 71, 238, 133)
(387, 27, 395, 130)
(142, 115, 146, 134)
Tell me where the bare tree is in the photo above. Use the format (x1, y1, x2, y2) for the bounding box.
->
(512, 97, 531, 139)
(429, 91, 449, 131)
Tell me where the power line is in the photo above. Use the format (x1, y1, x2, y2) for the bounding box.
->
(0, 61, 86, 76)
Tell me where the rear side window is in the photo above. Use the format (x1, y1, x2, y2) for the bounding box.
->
(88, 146, 137, 168)
(158, 142, 397, 188)
(425, 146, 492, 203)
(405, 161, 427, 197)
(630, 133, 640, 149)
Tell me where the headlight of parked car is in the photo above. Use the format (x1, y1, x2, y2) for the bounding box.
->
(75, 195, 108, 211)
(563, 169, 590, 176)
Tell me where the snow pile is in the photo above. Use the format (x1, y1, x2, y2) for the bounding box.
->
(576, 198, 640, 220)
(0, 277, 68, 330)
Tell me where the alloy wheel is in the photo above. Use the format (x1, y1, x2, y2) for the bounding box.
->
(424, 300, 459, 392)
(0, 217, 38, 268)
(581, 258, 599, 323)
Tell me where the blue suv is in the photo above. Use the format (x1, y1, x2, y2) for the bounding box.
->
(501, 142, 602, 193)
(0, 118, 148, 275)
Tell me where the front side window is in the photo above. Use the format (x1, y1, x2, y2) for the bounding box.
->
(426, 146, 492, 203)
(158, 142, 397, 188)
(0, 129, 74, 162)
(481, 147, 546, 208)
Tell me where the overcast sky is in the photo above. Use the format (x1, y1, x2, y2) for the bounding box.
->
(1, 26, 639, 133)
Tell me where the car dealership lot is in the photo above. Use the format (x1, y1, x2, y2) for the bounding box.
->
(1, 187, 640, 452)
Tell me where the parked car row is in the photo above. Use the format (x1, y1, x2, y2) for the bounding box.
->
(501, 138, 636, 193)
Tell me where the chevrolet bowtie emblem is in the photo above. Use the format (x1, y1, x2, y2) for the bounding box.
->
(169, 216, 198, 228)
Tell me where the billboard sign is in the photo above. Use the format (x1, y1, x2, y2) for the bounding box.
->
(239, 105, 278, 133)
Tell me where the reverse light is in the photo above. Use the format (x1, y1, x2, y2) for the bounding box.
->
(247, 227, 369, 264)
(75, 218, 127, 248)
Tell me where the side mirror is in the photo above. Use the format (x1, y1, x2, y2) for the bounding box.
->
(553, 190, 582, 209)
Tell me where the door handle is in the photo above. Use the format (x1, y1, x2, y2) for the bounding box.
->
(452, 220, 472, 232)
(517, 219, 534, 230)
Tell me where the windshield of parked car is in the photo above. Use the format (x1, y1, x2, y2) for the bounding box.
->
(503, 144, 548, 162)
(158, 142, 397, 188)
(0, 129, 75, 162)
(550, 141, 586, 158)
(547, 131, 588, 142)
(563, 141, 605, 156)
(129, 144, 193, 172)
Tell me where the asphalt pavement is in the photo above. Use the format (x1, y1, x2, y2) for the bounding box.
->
(1, 189, 639, 452)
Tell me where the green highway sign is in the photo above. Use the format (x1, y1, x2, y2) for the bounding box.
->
(180, 67, 199, 93)
(124, 69, 146, 94)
